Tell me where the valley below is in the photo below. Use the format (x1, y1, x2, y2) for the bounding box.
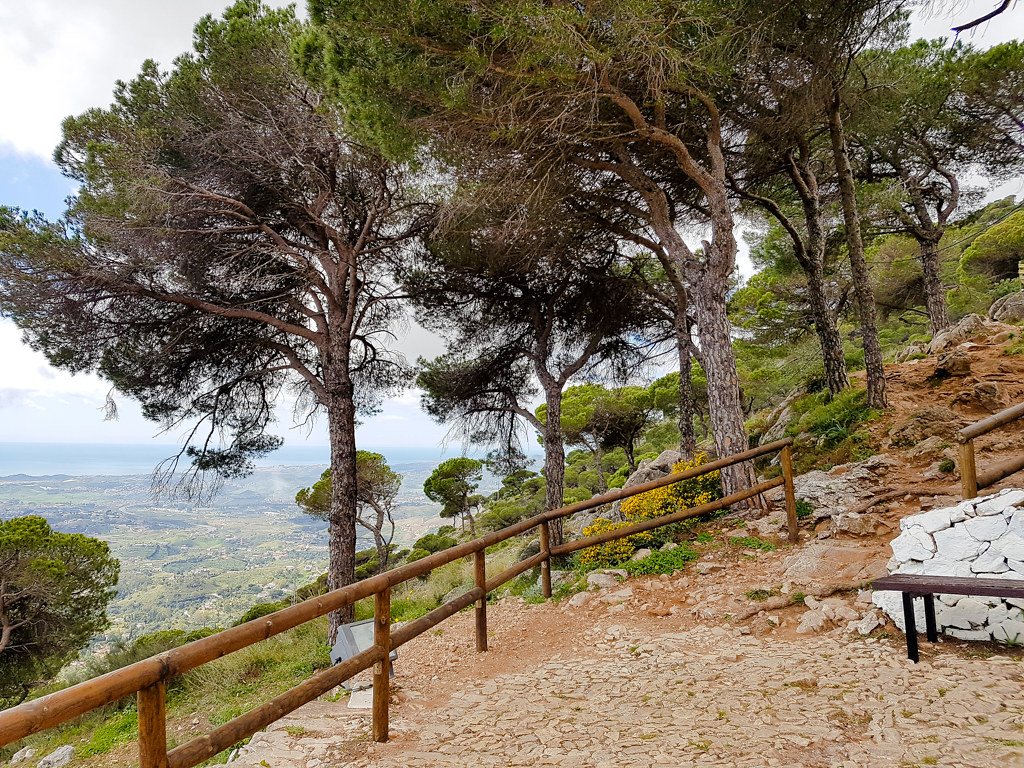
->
(0, 461, 448, 640)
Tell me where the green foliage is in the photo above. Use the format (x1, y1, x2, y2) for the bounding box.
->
(236, 601, 290, 625)
(787, 388, 878, 448)
(622, 545, 699, 576)
(412, 533, 458, 554)
(729, 536, 776, 552)
(744, 588, 780, 602)
(79, 709, 138, 757)
(423, 457, 484, 526)
(960, 208, 1024, 283)
(0, 516, 119, 706)
(795, 499, 814, 520)
(938, 459, 956, 474)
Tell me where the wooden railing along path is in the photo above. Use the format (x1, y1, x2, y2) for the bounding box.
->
(0, 439, 798, 768)
(959, 401, 1024, 499)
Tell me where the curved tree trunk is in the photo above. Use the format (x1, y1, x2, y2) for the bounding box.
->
(325, 366, 358, 642)
(827, 98, 887, 409)
(919, 239, 950, 334)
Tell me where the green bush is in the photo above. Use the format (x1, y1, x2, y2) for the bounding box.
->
(413, 533, 458, 553)
(729, 536, 776, 552)
(795, 499, 814, 519)
(235, 600, 291, 626)
(623, 544, 699, 576)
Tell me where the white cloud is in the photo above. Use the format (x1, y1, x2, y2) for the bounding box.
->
(0, 0, 297, 159)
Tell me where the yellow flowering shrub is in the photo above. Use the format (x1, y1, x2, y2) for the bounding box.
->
(577, 454, 723, 569)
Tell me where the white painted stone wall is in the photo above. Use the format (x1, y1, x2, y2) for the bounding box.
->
(873, 488, 1024, 643)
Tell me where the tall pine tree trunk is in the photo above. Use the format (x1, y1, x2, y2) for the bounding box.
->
(690, 279, 757, 498)
(919, 238, 950, 334)
(805, 261, 849, 396)
(541, 380, 566, 546)
(827, 97, 887, 409)
(325, 359, 358, 641)
(675, 299, 697, 459)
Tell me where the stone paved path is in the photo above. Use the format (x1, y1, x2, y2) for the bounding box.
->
(235, 621, 1024, 768)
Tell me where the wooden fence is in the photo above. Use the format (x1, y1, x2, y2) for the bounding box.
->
(0, 438, 797, 768)
(959, 401, 1024, 499)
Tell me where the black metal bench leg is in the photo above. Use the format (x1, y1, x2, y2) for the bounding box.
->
(923, 593, 938, 643)
(902, 592, 919, 663)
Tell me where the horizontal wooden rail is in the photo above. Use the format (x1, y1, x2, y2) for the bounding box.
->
(959, 401, 1024, 442)
(0, 438, 795, 766)
(958, 401, 1024, 499)
(551, 477, 785, 557)
(167, 646, 382, 768)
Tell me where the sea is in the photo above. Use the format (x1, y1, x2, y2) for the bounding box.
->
(0, 442, 451, 477)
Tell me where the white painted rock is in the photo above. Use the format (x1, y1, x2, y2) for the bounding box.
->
(902, 507, 952, 534)
(963, 514, 1009, 541)
(992, 620, 1024, 643)
(876, 487, 1024, 643)
(891, 526, 936, 561)
(932, 527, 985, 560)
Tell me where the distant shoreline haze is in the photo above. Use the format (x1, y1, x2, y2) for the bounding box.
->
(0, 442, 476, 477)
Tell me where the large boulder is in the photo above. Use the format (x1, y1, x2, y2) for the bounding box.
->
(38, 747, 75, 768)
(889, 406, 964, 447)
(927, 314, 994, 353)
(952, 381, 1007, 413)
(758, 389, 803, 446)
(931, 349, 972, 378)
(989, 291, 1024, 324)
(781, 541, 888, 594)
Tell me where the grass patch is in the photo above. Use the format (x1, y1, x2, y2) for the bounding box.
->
(745, 588, 780, 602)
(729, 536, 776, 552)
(623, 544, 700, 576)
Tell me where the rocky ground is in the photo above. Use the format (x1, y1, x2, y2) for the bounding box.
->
(229, 580, 1024, 768)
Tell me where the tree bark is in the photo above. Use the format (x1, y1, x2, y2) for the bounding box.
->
(827, 97, 887, 409)
(805, 261, 850, 396)
(919, 238, 950, 335)
(540, 381, 566, 547)
(325, 366, 358, 641)
(675, 304, 697, 459)
(690, 279, 758, 498)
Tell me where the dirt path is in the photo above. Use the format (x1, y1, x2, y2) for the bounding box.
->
(231, 580, 1024, 768)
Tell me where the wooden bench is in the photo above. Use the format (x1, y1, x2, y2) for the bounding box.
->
(872, 574, 1024, 662)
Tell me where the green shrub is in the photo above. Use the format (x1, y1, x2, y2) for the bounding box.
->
(795, 499, 814, 519)
(235, 600, 291, 626)
(413, 533, 458, 553)
(729, 536, 776, 552)
(623, 544, 699, 576)
(939, 458, 956, 474)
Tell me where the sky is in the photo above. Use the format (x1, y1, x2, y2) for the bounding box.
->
(0, 1, 1021, 449)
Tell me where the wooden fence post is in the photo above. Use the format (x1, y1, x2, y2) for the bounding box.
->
(474, 550, 488, 652)
(138, 681, 168, 768)
(780, 445, 799, 544)
(372, 588, 391, 743)
(960, 440, 978, 500)
(539, 521, 552, 599)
